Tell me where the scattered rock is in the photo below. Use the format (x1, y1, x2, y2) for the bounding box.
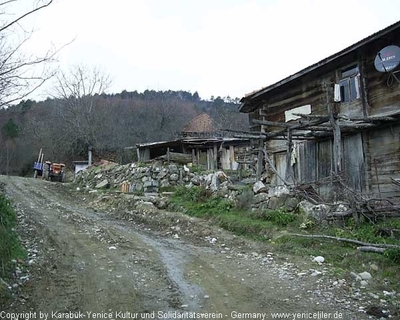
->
(359, 271, 372, 280)
(350, 272, 362, 281)
(370, 263, 379, 271)
(360, 280, 368, 287)
(136, 201, 157, 214)
(268, 185, 290, 197)
(299, 201, 329, 220)
(268, 196, 287, 210)
(95, 179, 109, 189)
(313, 256, 325, 264)
(253, 193, 269, 204)
(253, 181, 267, 194)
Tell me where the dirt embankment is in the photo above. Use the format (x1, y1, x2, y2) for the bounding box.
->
(0, 176, 392, 319)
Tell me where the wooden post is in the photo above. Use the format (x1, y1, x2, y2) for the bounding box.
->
(229, 146, 234, 170)
(327, 84, 342, 173)
(192, 149, 195, 165)
(88, 146, 92, 166)
(136, 148, 140, 162)
(213, 144, 218, 170)
(256, 141, 263, 181)
(285, 128, 293, 182)
(196, 148, 200, 167)
(37, 148, 42, 162)
(34, 148, 43, 178)
(167, 147, 170, 164)
(330, 109, 342, 173)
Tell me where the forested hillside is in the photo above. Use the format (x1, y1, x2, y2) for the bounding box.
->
(0, 89, 248, 175)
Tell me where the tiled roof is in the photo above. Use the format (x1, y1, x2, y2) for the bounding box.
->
(182, 113, 220, 132)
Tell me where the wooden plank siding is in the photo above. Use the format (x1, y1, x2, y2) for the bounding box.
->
(367, 124, 400, 198)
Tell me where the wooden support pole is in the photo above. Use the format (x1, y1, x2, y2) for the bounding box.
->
(136, 148, 140, 162)
(256, 147, 263, 181)
(285, 128, 293, 182)
(192, 149, 196, 165)
(37, 148, 42, 162)
(327, 84, 342, 174)
(213, 144, 218, 170)
(167, 147, 170, 164)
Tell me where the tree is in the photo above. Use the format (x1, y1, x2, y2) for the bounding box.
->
(0, 0, 56, 108)
(52, 65, 112, 157)
(193, 91, 200, 101)
(1, 118, 19, 175)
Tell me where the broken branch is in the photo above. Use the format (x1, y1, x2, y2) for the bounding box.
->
(288, 233, 400, 249)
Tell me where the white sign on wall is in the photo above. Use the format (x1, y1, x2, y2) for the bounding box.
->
(284, 104, 311, 122)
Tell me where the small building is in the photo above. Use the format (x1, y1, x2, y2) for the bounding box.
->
(239, 21, 400, 199)
(73, 161, 90, 177)
(136, 113, 251, 171)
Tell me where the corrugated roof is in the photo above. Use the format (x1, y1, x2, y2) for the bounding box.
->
(182, 113, 220, 132)
(240, 20, 400, 113)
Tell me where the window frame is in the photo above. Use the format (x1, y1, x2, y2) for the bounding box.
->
(338, 64, 361, 103)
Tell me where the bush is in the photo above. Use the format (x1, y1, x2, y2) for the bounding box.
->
(384, 248, 400, 264)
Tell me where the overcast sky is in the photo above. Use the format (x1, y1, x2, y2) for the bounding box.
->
(10, 0, 400, 101)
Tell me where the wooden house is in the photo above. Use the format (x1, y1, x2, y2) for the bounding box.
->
(239, 21, 400, 199)
(136, 113, 251, 170)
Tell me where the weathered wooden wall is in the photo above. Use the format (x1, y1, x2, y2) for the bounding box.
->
(363, 31, 400, 116)
(367, 124, 400, 198)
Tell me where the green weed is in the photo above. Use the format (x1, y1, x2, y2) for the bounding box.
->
(0, 194, 26, 280)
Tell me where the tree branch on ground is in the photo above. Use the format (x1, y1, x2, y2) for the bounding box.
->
(288, 233, 400, 249)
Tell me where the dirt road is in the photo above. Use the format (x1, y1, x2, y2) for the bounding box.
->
(1, 176, 367, 319)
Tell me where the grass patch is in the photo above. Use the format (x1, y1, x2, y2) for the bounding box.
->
(0, 194, 26, 281)
(170, 186, 298, 240)
(159, 185, 177, 193)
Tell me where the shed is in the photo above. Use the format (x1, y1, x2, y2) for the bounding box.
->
(73, 161, 90, 176)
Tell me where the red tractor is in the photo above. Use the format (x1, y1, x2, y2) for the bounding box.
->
(43, 161, 65, 182)
(33, 149, 65, 182)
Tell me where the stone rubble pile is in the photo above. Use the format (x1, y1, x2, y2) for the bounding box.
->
(76, 162, 305, 212)
(76, 162, 232, 194)
(76, 161, 355, 221)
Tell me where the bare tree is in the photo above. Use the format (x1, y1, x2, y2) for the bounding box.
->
(0, 0, 56, 108)
(52, 65, 112, 157)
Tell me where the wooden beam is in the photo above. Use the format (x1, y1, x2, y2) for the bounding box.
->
(252, 119, 290, 127)
(340, 115, 396, 122)
(264, 117, 330, 138)
(233, 134, 267, 140)
(292, 113, 329, 119)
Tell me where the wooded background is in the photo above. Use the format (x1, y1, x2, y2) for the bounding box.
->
(0, 87, 248, 175)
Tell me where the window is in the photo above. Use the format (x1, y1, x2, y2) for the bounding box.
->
(338, 65, 360, 102)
